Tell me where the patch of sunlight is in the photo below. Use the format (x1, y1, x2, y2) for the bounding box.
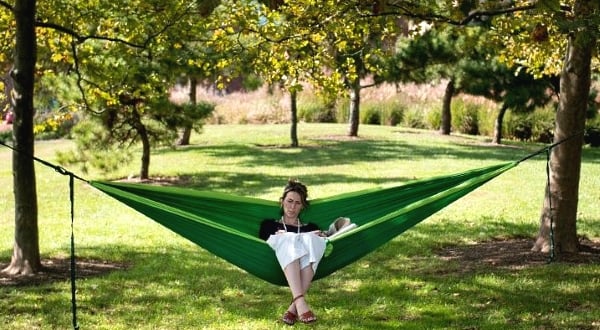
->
(222, 287, 246, 299)
(340, 279, 363, 292)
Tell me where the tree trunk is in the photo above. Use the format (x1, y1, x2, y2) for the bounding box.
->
(347, 82, 360, 137)
(3, 0, 42, 275)
(439, 79, 454, 135)
(290, 90, 298, 147)
(139, 129, 151, 180)
(131, 108, 151, 180)
(532, 2, 595, 254)
(177, 77, 197, 146)
(492, 104, 508, 144)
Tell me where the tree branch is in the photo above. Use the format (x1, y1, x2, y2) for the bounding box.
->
(35, 21, 146, 48)
(372, 2, 572, 26)
(457, 4, 536, 25)
(0, 0, 13, 12)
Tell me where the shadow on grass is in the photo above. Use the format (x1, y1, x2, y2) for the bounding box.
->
(143, 135, 548, 196)
(168, 134, 533, 166)
(2, 234, 599, 329)
(1, 246, 270, 327)
(319, 236, 600, 328)
(130, 170, 416, 196)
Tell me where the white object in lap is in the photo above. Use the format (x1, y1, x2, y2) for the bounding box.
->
(267, 232, 326, 272)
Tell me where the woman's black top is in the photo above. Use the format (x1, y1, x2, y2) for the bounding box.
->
(258, 219, 320, 241)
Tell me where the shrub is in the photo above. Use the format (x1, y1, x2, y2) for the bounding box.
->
(298, 99, 337, 123)
(334, 99, 350, 123)
(298, 94, 337, 123)
(530, 106, 556, 143)
(505, 113, 529, 141)
(452, 100, 480, 135)
(585, 116, 600, 147)
(55, 119, 133, 174)
(513, 120, 533, 141)
(476, 107, 498, 137)
(0, 129, 11, 143)
(241, 74, 263, 92)
(503, 106, 557, 143)
(584, 127, 600, 147)
(380, 100, 405, 126)
(360, 104, 381, 125)
(425, 108, 441, 131)
(336, 98, 404, 126)
(402, 108, 427, 129)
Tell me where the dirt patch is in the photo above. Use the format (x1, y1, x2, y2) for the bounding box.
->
(436, 238, 600, 273)
(0, 258, 129, 287)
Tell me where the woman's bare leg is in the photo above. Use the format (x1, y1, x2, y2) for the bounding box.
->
(283, 260, 304, 299)
(283, 261, 315, 315)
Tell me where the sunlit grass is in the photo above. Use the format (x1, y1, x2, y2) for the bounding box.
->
(1, 123, 599, 329)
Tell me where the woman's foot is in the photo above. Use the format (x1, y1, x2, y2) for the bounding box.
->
(281, 310, 297, 325)
(292, 295, 317, 324)
(281, 296, 299, 325)
(298, 310, 317, 324)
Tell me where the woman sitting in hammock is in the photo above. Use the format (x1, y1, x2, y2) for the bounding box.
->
(259, 179, 327, 325)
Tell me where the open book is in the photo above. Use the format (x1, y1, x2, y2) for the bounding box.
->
(325, 217, 358, 238)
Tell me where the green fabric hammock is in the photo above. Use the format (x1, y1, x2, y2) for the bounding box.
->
(90, 161, 517, 285)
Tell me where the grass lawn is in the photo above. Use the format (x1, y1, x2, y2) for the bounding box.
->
(1, 123, 599, 329)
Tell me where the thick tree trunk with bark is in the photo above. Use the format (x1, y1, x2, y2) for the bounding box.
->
(532, 2, 595, 253)
(347, 82, 360, 137)
(492, 104, 508, 144)
(439, 79, 454, 135)
(290, 90, 298, 147)
(177, 77, 197, 146)
(3, 0, 42, 275)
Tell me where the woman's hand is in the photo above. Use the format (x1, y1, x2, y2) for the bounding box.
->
(312, 230, 326, 237)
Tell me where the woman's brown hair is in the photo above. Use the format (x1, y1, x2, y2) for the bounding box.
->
(280, 179, 309, 208)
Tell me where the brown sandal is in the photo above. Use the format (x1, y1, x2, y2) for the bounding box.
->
(292, 294, 317, 324)
(299, 310, 317, 324)
(281, 310, 297, 325)
(281, 295, 304, 325)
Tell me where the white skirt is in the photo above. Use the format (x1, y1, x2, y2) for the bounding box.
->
(266, 232, 326, 272)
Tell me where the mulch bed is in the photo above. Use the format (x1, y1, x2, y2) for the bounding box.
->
(1, 238, 599, 287)
(0, 258, 129, 287)
(436, 238, 600, 272)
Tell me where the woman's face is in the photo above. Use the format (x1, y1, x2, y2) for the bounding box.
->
(281, 191, 304, 219)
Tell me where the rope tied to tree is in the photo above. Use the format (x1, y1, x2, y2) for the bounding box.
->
(515, 131, 586, 263)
